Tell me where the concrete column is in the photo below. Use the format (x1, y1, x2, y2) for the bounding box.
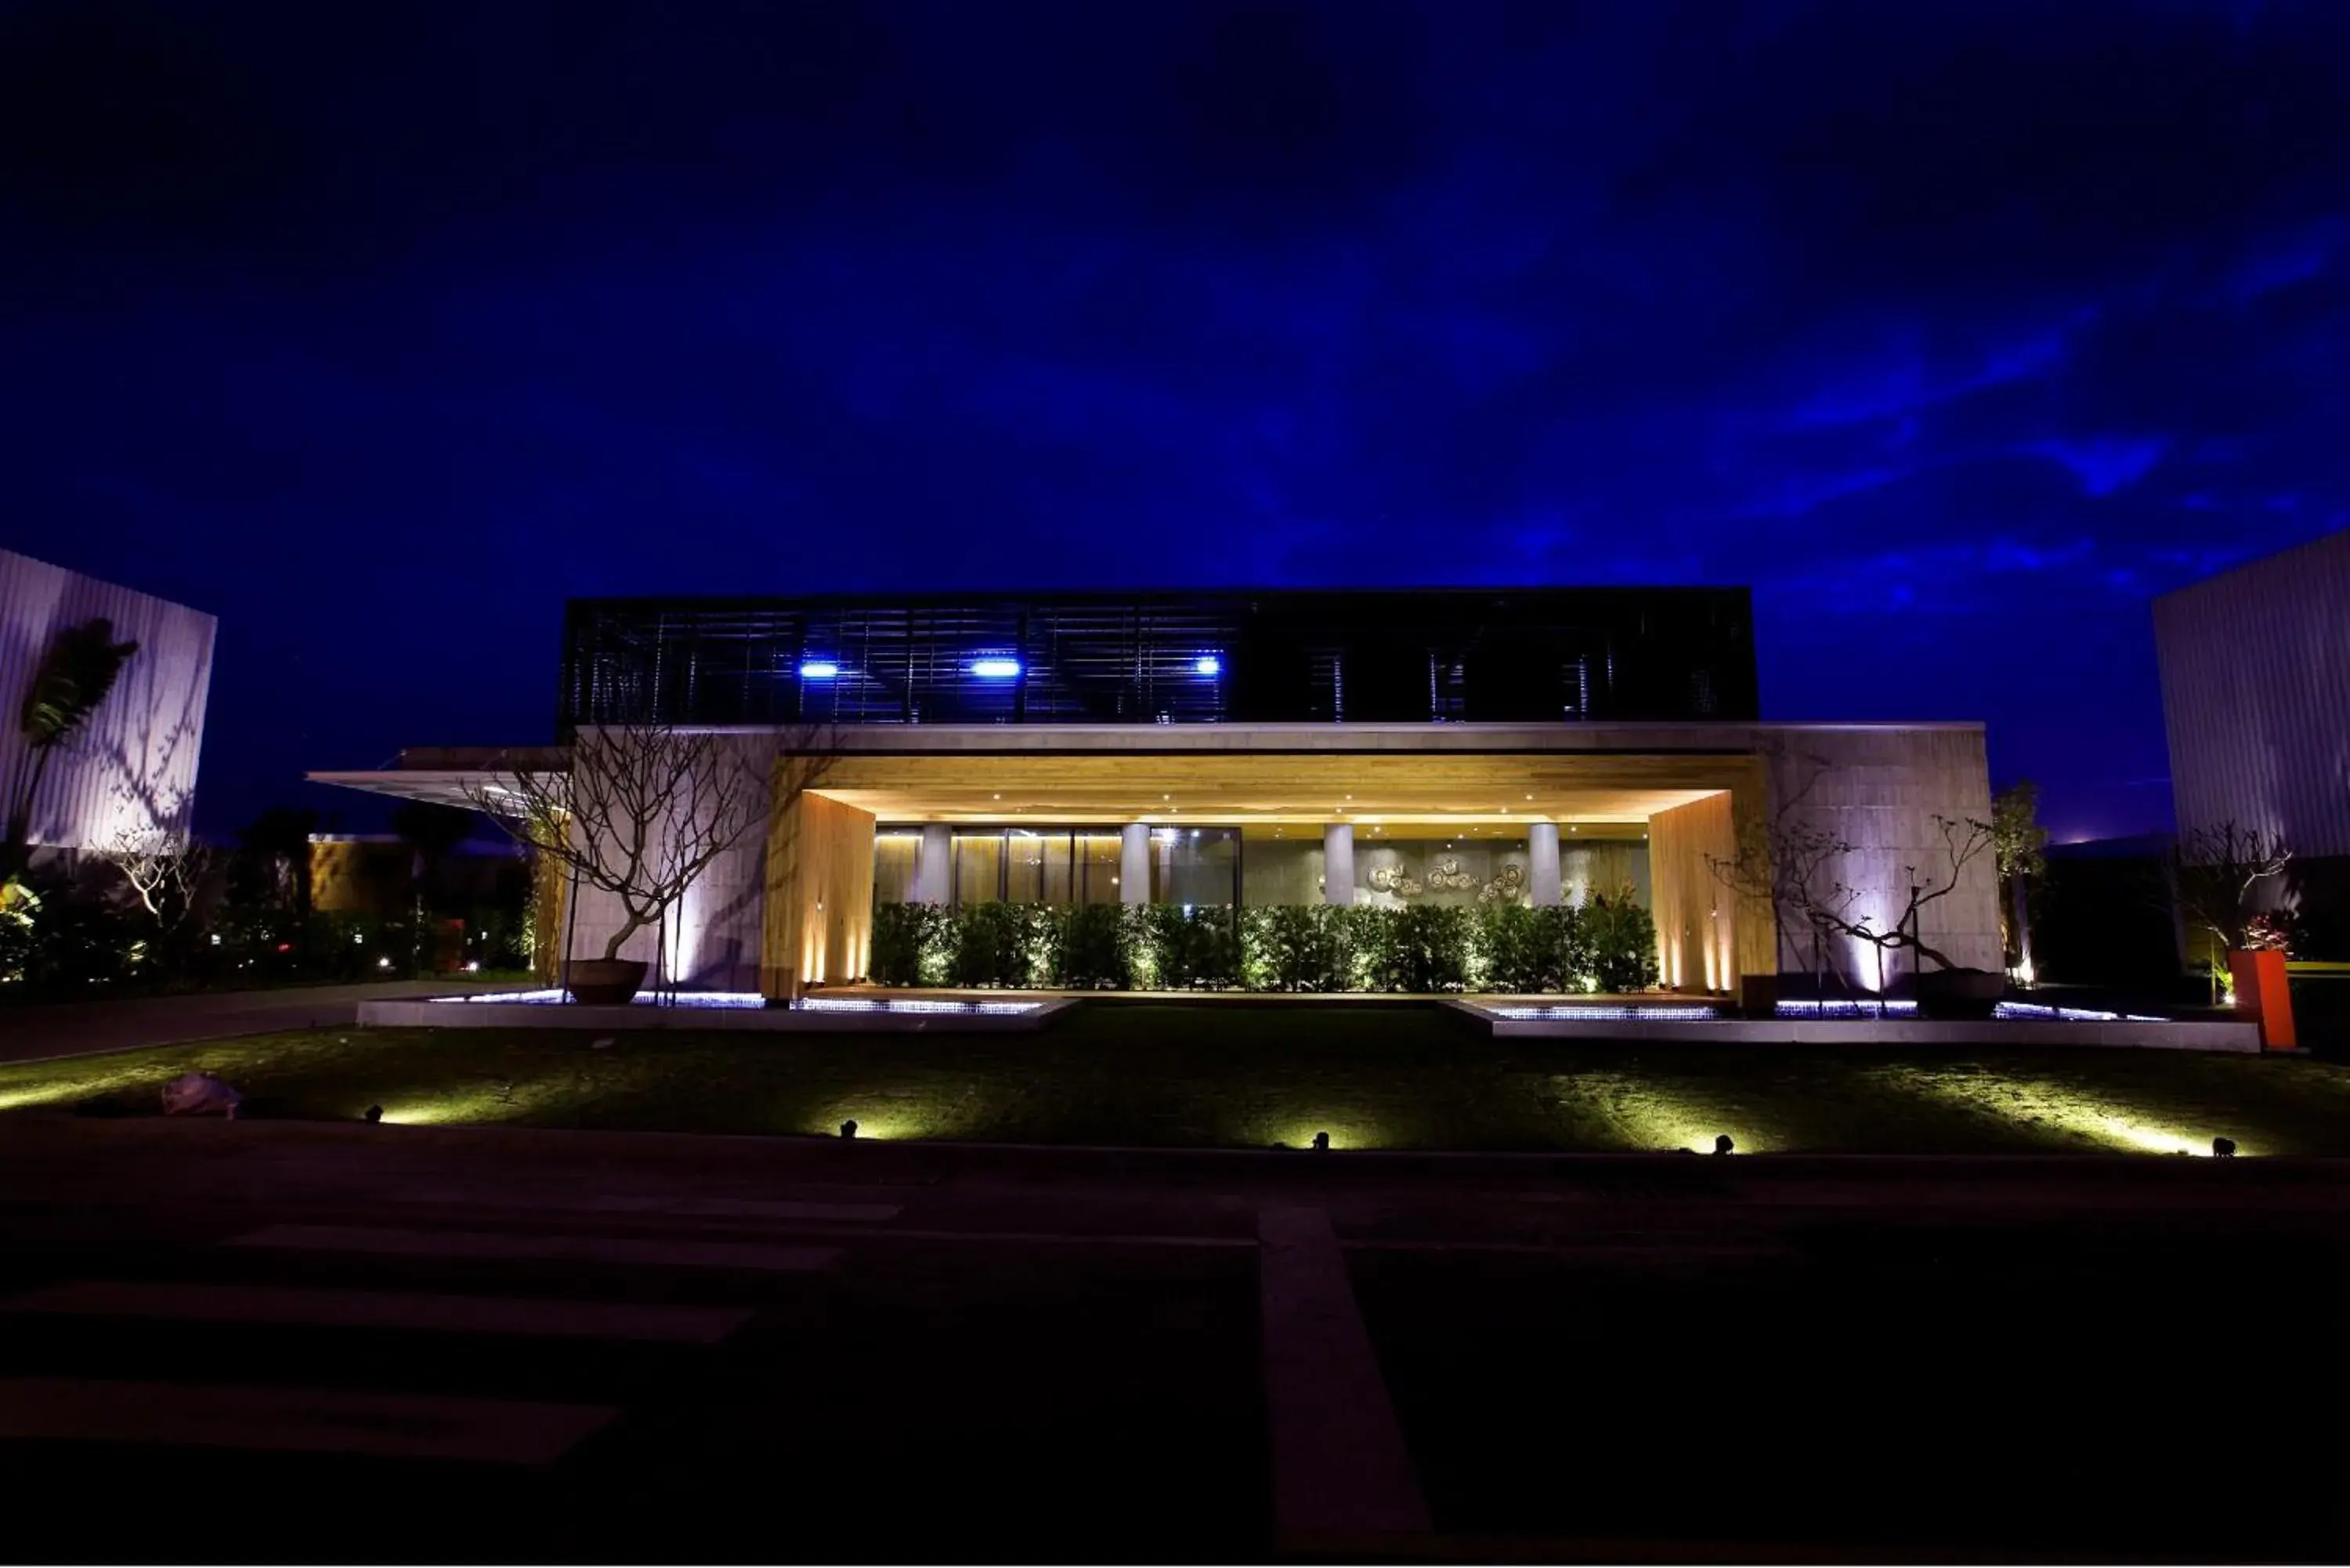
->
(1119, 823, 1151, 905)
(1322, 823, 1356, 905)
(1527, 822, 1562, 906)
(913, 824, 953, 905)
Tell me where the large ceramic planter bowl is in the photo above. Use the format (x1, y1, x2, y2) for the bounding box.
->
(1915, 966, 2004, 1021)
(566, 958, 649, 1006)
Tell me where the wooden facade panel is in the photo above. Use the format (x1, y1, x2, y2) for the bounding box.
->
(761, 787, 877, 999)
(1648, 790, 1741, 992)
(812, 750, 1748, 824)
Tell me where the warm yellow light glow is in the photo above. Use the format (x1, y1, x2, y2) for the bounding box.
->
(802, 1107, 929, 1141)
(1253, 1115, 1387, 1151)
(1885, 1069, 2240, 1157)
(1547, 1071, 1770, 1153)
(2083, 1115, 2220, 1157)
(0, 1083, 86, 1113)
(374, 1077, 576, 1127)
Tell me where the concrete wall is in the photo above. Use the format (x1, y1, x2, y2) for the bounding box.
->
(0, 548, 215, 851)
(1559, 840, 1647, 909)
(544, 718, 1996, 997)
(1761, 725, 2001, 986)
(562, 733, 772, 991)
(2156, 528, 2350, 858)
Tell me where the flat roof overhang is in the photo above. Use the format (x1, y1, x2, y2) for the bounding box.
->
(808, 750, 1746, 826)
(307, 769, 515, 811)
(309, 720, 1968, 822)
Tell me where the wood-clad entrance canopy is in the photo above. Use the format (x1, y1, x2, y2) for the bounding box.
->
(809, 750, 1743, 826)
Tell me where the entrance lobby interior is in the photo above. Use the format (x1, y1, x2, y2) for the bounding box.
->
(788, 733, 1774, 995)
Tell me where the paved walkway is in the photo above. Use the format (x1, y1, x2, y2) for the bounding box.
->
(0, 980, 500, 1065)
(0, 1119, 2344, 1558)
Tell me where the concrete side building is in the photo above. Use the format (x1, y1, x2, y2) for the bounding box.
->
(2156, 528, 2350, 858)
(313, 587, 2001, 997)
(2155, 526, 2350, 951)
(0, 547, 216, 854)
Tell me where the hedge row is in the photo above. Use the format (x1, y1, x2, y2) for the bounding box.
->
(868, 897, 1661, 994)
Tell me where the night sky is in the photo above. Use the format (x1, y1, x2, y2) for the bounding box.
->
(4, 1, 2345, 843)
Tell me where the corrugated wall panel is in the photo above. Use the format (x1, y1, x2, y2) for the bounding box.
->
(2155, 529, 2350, 857)
(0, 548, 217, 851)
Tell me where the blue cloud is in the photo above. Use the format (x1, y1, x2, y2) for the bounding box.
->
(2, 0, 2348, 842)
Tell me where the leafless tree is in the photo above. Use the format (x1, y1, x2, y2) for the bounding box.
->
(92, 782, 212, 933)
(97, 826, 212, 930)
(1821, 814, 1996, 990)
(464, 724, 832, 967)
(1708, 744, 1861, 997)
(2171, 821, 2292, 959)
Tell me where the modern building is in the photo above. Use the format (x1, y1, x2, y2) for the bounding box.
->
(309, 833, 531, 918)
(2155, 526, 2350, 952)
(1, 547, 215, 857)
(312, 587, 2000, 996)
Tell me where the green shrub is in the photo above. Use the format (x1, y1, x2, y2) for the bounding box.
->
(1393, 904, 1472, 992)
(1242, 904, 1346, 991)
(869, 895, 1652, 994)
(870, 901, 947, 986)
(948, 902, 1060, 988)
(1585, 888, 1661, 992)
(1332, 905, 1391, 991)
(1475, 902, 1543, 992)
(1133, 904, 1240, 989)
(1054, 903, 1128, 988)
(1470, 902, 1593, 992)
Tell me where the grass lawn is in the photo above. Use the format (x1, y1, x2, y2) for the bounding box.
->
(5, 1000, 2350, 1155)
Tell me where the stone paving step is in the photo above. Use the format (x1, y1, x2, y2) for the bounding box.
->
(0, 1375, 614, 1464)
(226, 1223, 840, 1274)
(2, 1279, 752, 1344)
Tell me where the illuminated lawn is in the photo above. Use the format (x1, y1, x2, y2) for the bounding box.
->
(4, 1002, 2348, 1154)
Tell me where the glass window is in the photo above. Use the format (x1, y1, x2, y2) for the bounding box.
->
(1151, 826, 1238, 906)
(1001, 829, 1068, 903)
(953, 830, 1006, 905)
(888, 825, 1271, 907)
(873, 831, 921, 905)
(1074, 832, 1123, 904)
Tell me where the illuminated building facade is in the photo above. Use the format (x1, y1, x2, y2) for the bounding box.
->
(2155, 526, 2350, 953)
(314, 587, 2000, 996)
(1, 547, 215, 859)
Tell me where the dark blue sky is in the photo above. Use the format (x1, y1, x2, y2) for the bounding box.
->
(4, 0, 2345, 842)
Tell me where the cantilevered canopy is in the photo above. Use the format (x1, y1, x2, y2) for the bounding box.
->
(311, 746, 1749, 826)
(308, 770, 524, 811)
(809, 750, 1738, 826)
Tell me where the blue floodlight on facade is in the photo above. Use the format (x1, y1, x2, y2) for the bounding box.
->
(969, 657, 1023, 679)
(1193, 655, 1222, 676)
(798, 660, 841, 679)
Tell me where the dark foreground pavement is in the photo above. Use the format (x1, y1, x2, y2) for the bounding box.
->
(0, 1117, 2345, 1563)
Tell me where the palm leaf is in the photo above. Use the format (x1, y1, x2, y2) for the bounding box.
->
(19, 617, 140, 748)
